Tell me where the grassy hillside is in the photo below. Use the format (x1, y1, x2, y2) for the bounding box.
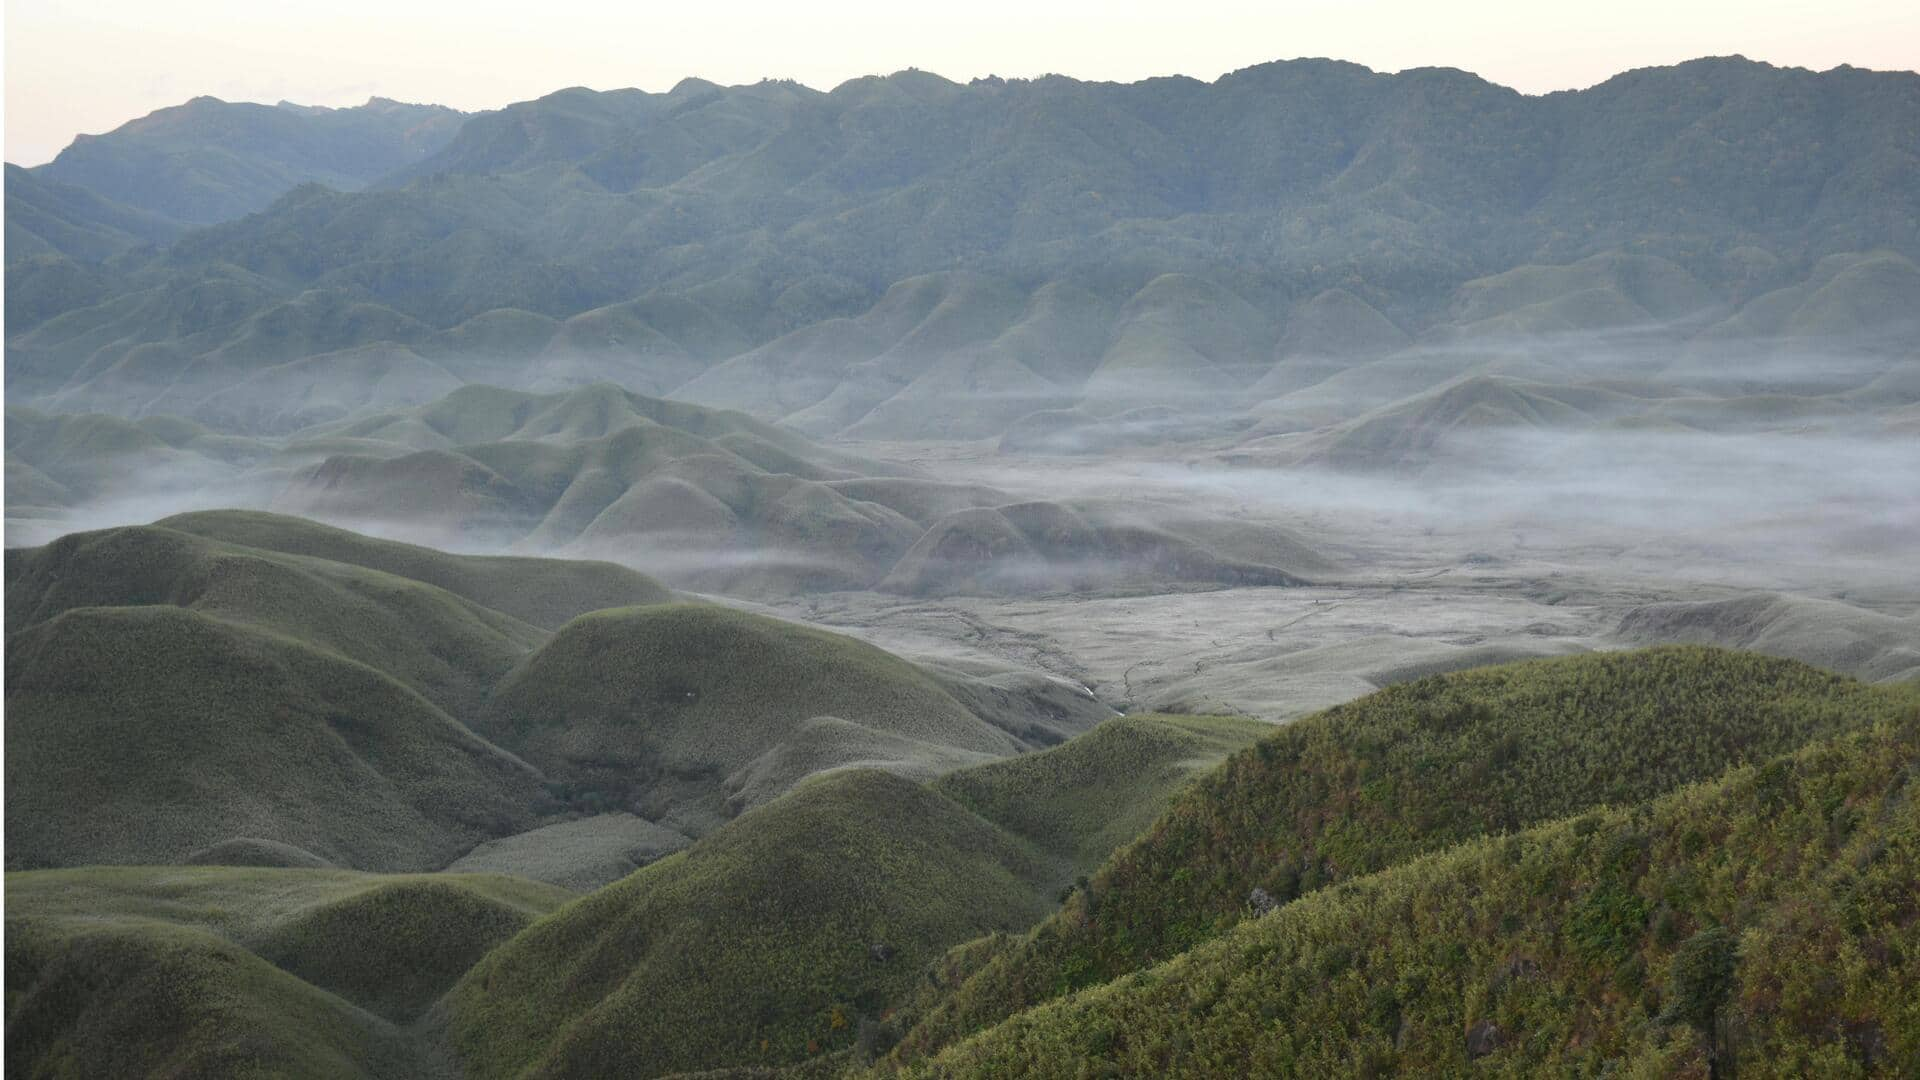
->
(154, 508, 672, 630)
(911, 702, 1920, 1076)
(443, 709, 1266, 1080)
(8, 521, 547, 718)
(6, 917, 430, 1079)
(445, 770, 1058, 1079)
(931, 714, 1272, 878)
(7, 867, 569, 1021)
(5, 866, 570, 1077)
(477, 604, 1024, 835)
(887, 647, 1917, 1066)
(3, 604, 544, 870)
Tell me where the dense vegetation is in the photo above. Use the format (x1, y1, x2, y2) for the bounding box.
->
(908, 703, 1920, 1075)
(886, 647, 1918, 1066)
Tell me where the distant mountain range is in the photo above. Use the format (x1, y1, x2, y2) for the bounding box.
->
(7, 56, 1918, 439)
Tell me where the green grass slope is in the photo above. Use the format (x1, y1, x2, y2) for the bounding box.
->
(445, 713, 1264, 1078)
(5, 917, 430, 1080)
(4, 604, 542, 870)
(5, 866, 570, 1077)
(7, 522, 546, 719)
(914, 700, 1920, 1076)
(445, 770, 1057, 1079)
(886, 646, 1916, 1066)
(153, 508, 672, 630)
(6, 866, 570, 1022)
(444, 813, 693, 892)
(478, 604, 1023, 835)
(931, 714, 1272, 879)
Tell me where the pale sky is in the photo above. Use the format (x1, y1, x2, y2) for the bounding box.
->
(6, 0, 1918, 166)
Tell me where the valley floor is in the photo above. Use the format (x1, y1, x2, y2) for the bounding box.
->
(741, 440, 1920, 720)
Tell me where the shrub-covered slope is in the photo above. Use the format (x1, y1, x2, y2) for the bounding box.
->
(7, 522, 547, 718)
(912, 701, 1920, 1076)
(887, 646, 1916, 1065)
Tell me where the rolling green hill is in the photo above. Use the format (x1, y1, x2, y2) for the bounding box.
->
(446, 713, 1267, 1079)
(5, 866, 571, 1077)
(476, 604, 1028, 835)
(907, 700, 1920, 1076)
(4, 511, 1134, 874)
(3, 604, 545, 871)
(445, 770, 1056, 1079)
(2, 512, 677, 870)
(244, 382, 1331, 597)
(885, 647, 1918, 1066)
(930, 714, 1272, 878)
(152, 508, 673, 630)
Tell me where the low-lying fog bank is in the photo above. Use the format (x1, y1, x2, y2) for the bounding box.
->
(739, 430, 1920, 719)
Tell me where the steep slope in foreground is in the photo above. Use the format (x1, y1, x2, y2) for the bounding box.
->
(5, 867, 569, 1078)
(916, 705, 1920, 1076)
(887, 647, 1916, 1065)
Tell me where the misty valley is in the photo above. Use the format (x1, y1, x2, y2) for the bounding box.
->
(5, 53, 1920, 1078)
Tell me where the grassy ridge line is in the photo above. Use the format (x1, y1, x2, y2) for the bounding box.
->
(7, 520, 549, 720)
(886, 646, 1917, 1066)
(153, 508, 673, 630)
(913, 706, 1920, 1076)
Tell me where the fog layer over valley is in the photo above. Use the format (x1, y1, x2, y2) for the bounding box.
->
(12, 326, 1915, 720)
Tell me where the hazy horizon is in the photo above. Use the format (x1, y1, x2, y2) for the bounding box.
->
(7, 0, 1919, 167)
